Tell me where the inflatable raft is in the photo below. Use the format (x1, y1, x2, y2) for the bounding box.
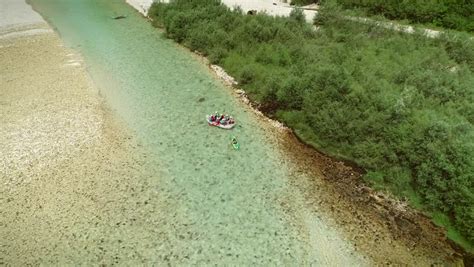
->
(206, 115, 236, 129)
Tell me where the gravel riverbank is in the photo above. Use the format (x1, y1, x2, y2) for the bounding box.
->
(0, 1, 163, 264)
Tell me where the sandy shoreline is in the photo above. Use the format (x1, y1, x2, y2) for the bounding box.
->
(0, 0, 44, 28)
(0, 1, 164, 264)
(0, 0, 107, 189)
(1, 33, 101, 183)
(0, 0, 52, 39)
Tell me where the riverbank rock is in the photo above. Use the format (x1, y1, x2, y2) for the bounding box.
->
(210, 64, 238, 86)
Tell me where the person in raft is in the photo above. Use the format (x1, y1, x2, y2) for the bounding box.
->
(210, 112, 220, 122)
(221, 115, 228, 125)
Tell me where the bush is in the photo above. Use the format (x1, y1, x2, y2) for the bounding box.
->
(334, 0, 474, 32)
(289, 8, 306, 24)
(149, 0, 474, 246)
(291, 0, 318, 5)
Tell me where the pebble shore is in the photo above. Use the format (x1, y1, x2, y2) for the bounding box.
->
(0, 2, 161, 264)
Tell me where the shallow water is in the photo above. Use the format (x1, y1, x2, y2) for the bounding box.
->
(28, 0, 367, 264)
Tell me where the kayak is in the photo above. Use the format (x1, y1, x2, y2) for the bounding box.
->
(206, 115, 236, 129)
(231, 136, 240, 150)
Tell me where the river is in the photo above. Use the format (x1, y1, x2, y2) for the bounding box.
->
(27, 0, 367, 264)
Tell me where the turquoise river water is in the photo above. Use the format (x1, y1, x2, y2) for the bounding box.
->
(28, 0, 367, 265)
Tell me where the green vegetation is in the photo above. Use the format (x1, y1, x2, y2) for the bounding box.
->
(433, 212, 474, 251)
(290, 0, 317, 5)
(335, 0, 474, 32)
(149, 0, 474, 248)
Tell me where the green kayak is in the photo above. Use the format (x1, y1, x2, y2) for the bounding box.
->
(231, 136, 240, 150)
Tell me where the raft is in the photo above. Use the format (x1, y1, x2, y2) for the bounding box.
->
(206, 115, 236, 129)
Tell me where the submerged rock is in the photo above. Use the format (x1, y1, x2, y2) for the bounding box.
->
(113, 15, 127, 20)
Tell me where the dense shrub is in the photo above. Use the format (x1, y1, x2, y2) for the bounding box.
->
(291, 0, 318, 6)
(335, 0, 474, 32)
(149, 0, 474, 246)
